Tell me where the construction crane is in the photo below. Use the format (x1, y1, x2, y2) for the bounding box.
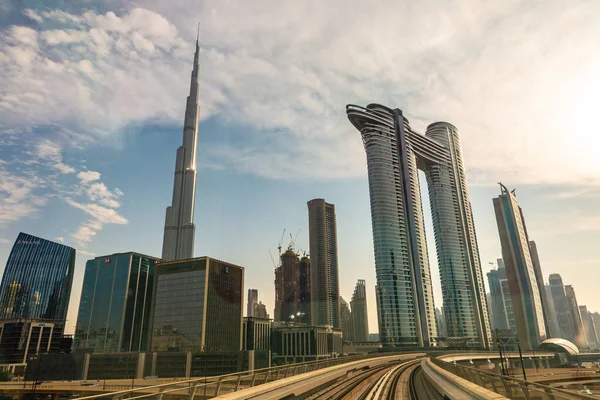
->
(289, 230, 306, 256)
(269, 250, 278, 269)
(278, 229, 286, 255)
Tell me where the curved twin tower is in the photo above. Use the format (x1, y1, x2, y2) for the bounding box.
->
(347, 104, 491, 349)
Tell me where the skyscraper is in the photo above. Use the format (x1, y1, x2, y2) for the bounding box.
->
(74, 252, 159, 353)
(528, 241, 555, 337)
(347, 104, 491, 348)
(247, 289, 259, 317)
(564, 285, 586, 348)
(493, 184, 546, 349)
(150, 257, 244, 352)
(435, 308, 447, 337)
(340, 297, 354, 343)
(579, 305, 598, 348)
(351, 280, 369, 343)
(591, 312, 600, 347)
(308, 199, 340, 329)
(544, 285, 561, 338)
(549, 274, 577, 343)
(161, 33, 200, 261)
(486, 260, 515, 331)
(274, 250, 310, 323)
(0, 233, 75, 367)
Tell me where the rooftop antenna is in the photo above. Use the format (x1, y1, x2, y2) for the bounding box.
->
(196, 22, 200, 43)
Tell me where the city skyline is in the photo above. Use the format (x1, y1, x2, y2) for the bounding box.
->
(2, 0, 600, 337)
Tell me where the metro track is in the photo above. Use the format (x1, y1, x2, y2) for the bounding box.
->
(408, 365, 444, 400)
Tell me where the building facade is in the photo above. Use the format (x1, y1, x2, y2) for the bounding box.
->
(74, 252, 159, 353)
(493, 184, 547, 349)
(528, 241, 555, 337)
(242, 317, 271, 352)
(579, 306, 598, 348)
(340, 297, 354, 343)
(351, 280, 369, 343)
(435, 308, 447, 337)
(161, 32, 200, 261)
(150, 257, 244, 352)
(564, 285, 586, 348)
(253, 302, 269, 319)
(544, 285, 561, 338)
(487, 260, 515, 331)
(0, 233, 75, 368)
(549, 274, 577, 344)
(308, 199, 341, 329)
(347, 104, 491, 348)
(274, 250, 310, 323)
(591, 312, 600, 347)
(271, 323, 342, 363)
(247, 289, 258, 317)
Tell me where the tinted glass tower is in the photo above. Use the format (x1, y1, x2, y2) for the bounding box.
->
(0, 232, 75, 321)
(0, 233, 75, 366)
(493, 184, 547, 349)
(74, 252, 159, 353)
(347, 104, 491, 348)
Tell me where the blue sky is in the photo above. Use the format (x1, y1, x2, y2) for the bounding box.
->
(1, 0, 600, 335)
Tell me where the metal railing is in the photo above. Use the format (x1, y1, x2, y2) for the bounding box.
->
(432, 357, 597, 400)
(75, 352, 404, 400)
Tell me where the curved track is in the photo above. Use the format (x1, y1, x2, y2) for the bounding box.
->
(409, 365, 444, 400)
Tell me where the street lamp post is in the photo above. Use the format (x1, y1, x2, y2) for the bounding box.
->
(516, 338, 527, 381)
(496, 329, 506, 376)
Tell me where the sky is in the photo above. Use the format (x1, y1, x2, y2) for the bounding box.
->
(1, 0, 600, 336)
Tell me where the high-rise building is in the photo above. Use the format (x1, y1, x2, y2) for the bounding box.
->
(435, 308, 447, 337)
(347, 104, 491, 348)
(351, 279, 369, 343)
(274, 250, 310, 323)
(493, 184, 546, 349)
(549, 274, 577, 343)
(591, 312, 600, 347)
(74, 252, 159, 353)
(253, 301, 269, 319)
(579, 305, 598, 348)
(149, 257, 244, 352)
(564, 285, 586, 348)
(340, 297, 354, 343)
(544, 285, 561, 338)
(247, 289, 259, 317)
(308, 199, 340, 329)
(0, 233, 75, 368)
(161, 32, 200, 261)
(528, 241, 555, 337)
(487, 260, 514, 331)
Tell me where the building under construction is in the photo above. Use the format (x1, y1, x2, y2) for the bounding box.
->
(274, 249, 311, 324)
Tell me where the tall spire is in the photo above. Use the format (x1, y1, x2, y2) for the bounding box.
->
(161, 32, 201, 261)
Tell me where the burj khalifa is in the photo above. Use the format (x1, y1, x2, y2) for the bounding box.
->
(162, 34, 200, 261)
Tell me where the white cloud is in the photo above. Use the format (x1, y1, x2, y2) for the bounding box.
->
(78, 249, 96, 257)
(0, 170, 48, 227)
(0, 238, 11, 245)
(86, 182, 122, 208)
(65, 198, 127, 224)
(65, 196, 127, 247)
(3, 1, 600, 186)
(35, 140, 75, 174)
(77, 170, 101, 184)
(55, 236, 65, 242)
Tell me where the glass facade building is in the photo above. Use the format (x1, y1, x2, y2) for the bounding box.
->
(0, 232, 75, 321)
(74, 252, 159, 353)
(493, 184, 547, 349)
(150, 257, 244, 353)
(0, 232, 75, 367)
(351, 279, 369, 343)
(347, 104, 491, 348)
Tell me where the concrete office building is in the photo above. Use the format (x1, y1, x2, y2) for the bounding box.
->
(529, 241, 556, 337)
(549, 274, 577, 344)
(161, 31, 201, 261)
(150, 257, 244, 352)
(564, 285, 586, 348)
(579, 306, 598, 348)
(351, 280, 369, 343)
(340, 297, 354, 343)
(308, 199, 341, 329)
(271, 323, 342, 363)
(74, 252, 159, 353)
(253, 302, 269, 319)
(493, 184, 547, 349)
(247, 289, 258, 317)
(347, 104, 491, 348)
(0, 233, 75, 371)
(544, 285, 561, 338)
